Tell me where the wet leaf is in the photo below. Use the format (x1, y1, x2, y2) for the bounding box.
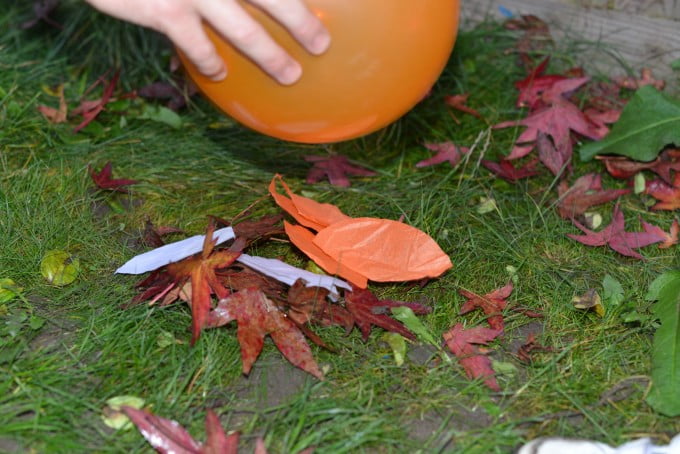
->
(122, 406, 203, 453)
(572, 288, 605, 317)
(0, 279, 22, 303)
(344, 287, 431, 341)
(443, 323, 502, 391)
(89, 161, 139, 193)
(101, 396, 145, 430)
(602, 275, 624, 307)
(567, 204, 665, 259)
(416, 142, 470, 168)
(481, 159, 540, 182)
(40, 250, 79, 286)
(556, 173, 629, 219)
(304, 155, 376, 187)
(139, 104, 183, 129)
(580, 86, 680, 162)
(645, 271, 680, 416)
(459, 283, 513, 332)
(208, 288, 323, 379)
(381, 332, 407, 366)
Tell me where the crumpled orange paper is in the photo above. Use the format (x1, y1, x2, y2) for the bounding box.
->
(269, 175, 453, 288)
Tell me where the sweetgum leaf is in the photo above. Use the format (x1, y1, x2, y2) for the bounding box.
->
(645, 271, 680, 416)
(580, 86, 680, 162)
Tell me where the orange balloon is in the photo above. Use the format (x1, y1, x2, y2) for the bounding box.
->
(180, 0, 460, 143)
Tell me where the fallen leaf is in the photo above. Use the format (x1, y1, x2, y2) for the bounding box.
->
(645, 174, 680, 211)
(232, 214, 284, 245)
(416, 142, 470, 168)
(122, 406, 239, 454)
(443, 323, 501, 391)
(344, 286, 431, 341)
(73, 70, 120, 133)
(0, 279, 22, 303)
(286, 279, 353, 332)
(639, 219, 679, 249)
(101, 396, 145, 430)
(580, 86, 680, 162)
(516, 332, 553, 363)
(208, 288, 323, 378)
(142, 219, 184, 248)
(556, 173, 630, 219)
(513, 57, 567, 109)
(536, 131, 570, 176)
(89, 161, 139, 193)
(598, 148, 680, 185)
(381, 332, 407, 366)
(37, 84, 67, 123)
(615, 68, 665, 91)
(304, 155, 376, 187)
(567, 204, 665, 259)
(459, 283, 513, 332)
(481, 159, 540, 182)
(444, 93, 483, 119)
(572, 288, 605, 317)
(645, 271, 680, 417)
(40, 250, 79, 286)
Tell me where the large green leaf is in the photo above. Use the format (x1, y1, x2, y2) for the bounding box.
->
(580, 86, 680, 162)
(646, 270, 680, 416)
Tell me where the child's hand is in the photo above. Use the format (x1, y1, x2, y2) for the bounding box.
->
(84, 0, 331, 84)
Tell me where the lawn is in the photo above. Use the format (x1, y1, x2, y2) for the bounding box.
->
(1, 2, 679, 453)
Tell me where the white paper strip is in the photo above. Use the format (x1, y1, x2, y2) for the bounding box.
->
(115, 227, 235, 274)
(237, 253, 351, 297)
(114, 227, 351, 297)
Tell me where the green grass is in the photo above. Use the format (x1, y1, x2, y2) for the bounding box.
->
(2, 2, 680, 453)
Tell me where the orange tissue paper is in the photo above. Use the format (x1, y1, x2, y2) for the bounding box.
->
(269, 175, 453, 288)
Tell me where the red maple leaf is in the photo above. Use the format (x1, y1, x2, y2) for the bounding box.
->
(639, 218, 679, 249)
(444, 93, 483, 120)
(567, 204, 666, 259)
(557, 173, 630, 219)
(286, 279, 354, 333)
(481, 158, 540, 182)
(443, 323, 502, 391)
(645, 173, 680, 211)
(598, 148, 680, 185)
(304, 155, 376, 187)
(72, 70, 120, 133)
(416, 142, 470, 168)
(536, 131, 571, 176)
(207, 288, 323, 379)
(344, 286, 431, 341)
(459, 283, 513, 332)
(122, 406, 239, 454)
(514, 57, 567, 109)
(89, 161, 139, 192)
(615, 68, 665, 91)
(132, 225, 242, 344)
(142, 219, 184, 247)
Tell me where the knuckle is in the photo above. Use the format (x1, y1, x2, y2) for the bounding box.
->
(229, 25, 261, 47)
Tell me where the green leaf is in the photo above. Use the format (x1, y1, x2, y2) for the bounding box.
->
(40, 250, 80, 286)
(645, 270, 680, 416)
(381, 332, 407, 366)
(139, 105, 182, 129)
(0, 278, 22, 303)
(390, 306, 437, 346)
(580, 86, 680, 162)
(602, 275, 624, 307)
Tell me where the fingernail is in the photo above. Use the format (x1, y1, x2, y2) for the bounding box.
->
(209, 67, 227, 82)
(277, 61, 302, 85)
(310, 32, 331, 54)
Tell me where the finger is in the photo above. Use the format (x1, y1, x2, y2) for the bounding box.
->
(248, 0, 330, 55)
(197, 0, 301, 85)
(160, 13, 227, 81)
